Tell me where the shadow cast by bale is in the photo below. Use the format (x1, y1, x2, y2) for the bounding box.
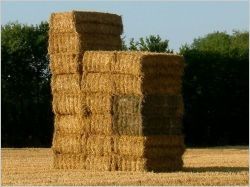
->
(183, 166, 249, 173)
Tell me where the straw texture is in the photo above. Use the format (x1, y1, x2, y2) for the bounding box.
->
(49, 11, 123, 34)
(50, 10, 185, 172)
(49, 53, 83, 74)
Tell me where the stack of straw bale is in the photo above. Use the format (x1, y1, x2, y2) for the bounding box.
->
(79, 51, 185, 171)
(49, 11, 185, 172)
(48, 11, 123, 170)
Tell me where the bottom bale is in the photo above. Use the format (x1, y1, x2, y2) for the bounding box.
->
(52, 132, 86, 154)
(53, 153, 184, 171)
(53, 154, 115, 171)
(113, 135, 185, 158)
(114, 155, 184, 172)
(52, 134, 185, 157)
(85, 156, 115, 171)
(53, 153, 86, 169)
(146, 157, 184, 172)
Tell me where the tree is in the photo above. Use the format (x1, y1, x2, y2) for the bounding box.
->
(180, 31, 249, 146)
(1, 22, 53, 147)
(124, 35, 173, 53)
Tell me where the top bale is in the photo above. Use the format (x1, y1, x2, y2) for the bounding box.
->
(49, 11, 123, 35)
(82, 51, 185, 95)
(83, 51, 184, 76)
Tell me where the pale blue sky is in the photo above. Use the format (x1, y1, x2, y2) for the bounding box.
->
(1, 1, 249, 51)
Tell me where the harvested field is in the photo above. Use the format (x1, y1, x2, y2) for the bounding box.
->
(1, 147, 248, 186)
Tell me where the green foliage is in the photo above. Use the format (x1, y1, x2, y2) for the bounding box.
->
(121, 35, 128, 51)
(1, 22, 53, 147)
(123, 35, 173, 53)
(180, 31, 249, 58)
(180, 31, 249, 146)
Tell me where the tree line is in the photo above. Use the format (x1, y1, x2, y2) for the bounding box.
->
(1, 22, 249, 147)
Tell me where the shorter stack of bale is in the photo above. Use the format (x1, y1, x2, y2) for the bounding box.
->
(79, 51, 185, 171)
(49, 11, 123, 169)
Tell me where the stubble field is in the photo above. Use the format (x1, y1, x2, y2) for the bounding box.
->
(1, 147, 248, 186)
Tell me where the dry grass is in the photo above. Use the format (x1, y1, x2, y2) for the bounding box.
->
(1, 146, 248, 186)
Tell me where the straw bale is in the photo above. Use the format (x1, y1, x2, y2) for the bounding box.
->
(83, 51, 115, 73)
(48, 32, 80, 54)
(143, 73, 182, 84)
(51, 74, 81, 94)
(117, 144, 185, 158)
(82, 51, 184, 95)
(113, 135, 185, 158)
(143, 117, 183, 135)
(145, 157, 184, 172)
(48, 32, 122, 54)
(57, 114, 112, 136)
(53, 153, 86, 169)
(115, 156, 145, 172)
(82, 72, 143, 95)
(112, 95, 142, 114)
(85, 156, 113, 171)
(83, 51, 142, 75)
(52, 135, 185, 170)
(82, 92, 112, 114)
(87, 114, 113, 135)
(81, 73, 112, 93)
(142, 106, 181, 117)
(141, 53, 184, 75)
(114, 155, 183, 172)
(54, 114, 85, 134)
(49, 53, 82, 74)
(142, 94, 182, 107)
(112, 94, 183, 116)
(53, 132, 114, 155)
(52, 93, 82, 114)
(52, 131, 86, 154)
(82, 51, 184, 76)
(54, 153, 183, 171)
(112, 114, 142, 135)
(118, 135, 185, 147)
(113, 52, 143, 75)
(86, 135, 113, 156)
(143, 83, 182, 95)
(49, 11, 123, 34)
(113, 74, 142, 95)
(142, 75, 182, 95)
(112, 111, 182, 136)
(73, 22, 123, 35)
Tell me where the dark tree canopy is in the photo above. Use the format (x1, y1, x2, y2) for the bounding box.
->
(2, 22, 53, 147)
(180, 31, 249, 146)
(123, 35, 173, 53)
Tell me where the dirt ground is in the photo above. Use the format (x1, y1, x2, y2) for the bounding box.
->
(1, 146, 248, 186)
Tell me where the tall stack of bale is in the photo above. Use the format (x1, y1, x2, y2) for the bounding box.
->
(81, 51, 185, 171)
(48, 11, 123, 169)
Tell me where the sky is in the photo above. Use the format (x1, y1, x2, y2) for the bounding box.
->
(1, 1, 249, 51)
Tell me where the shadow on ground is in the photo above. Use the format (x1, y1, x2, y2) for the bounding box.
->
(183, 166, 249, 173)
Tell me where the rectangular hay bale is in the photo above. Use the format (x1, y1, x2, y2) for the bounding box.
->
(82, 51, 184, 95)
(82, 92, 112, 114)
(49, 53, 82, 74)
(81, 73, 112, 93)
(54, 114, 85, 134)
(52, 93, 82, 114)
(53, 153, 86, 169)
(52, 132, 86, 154)
(48, 32, 122, 54)
(49, 11, 123, 35)
(51, 74, 81, 94)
